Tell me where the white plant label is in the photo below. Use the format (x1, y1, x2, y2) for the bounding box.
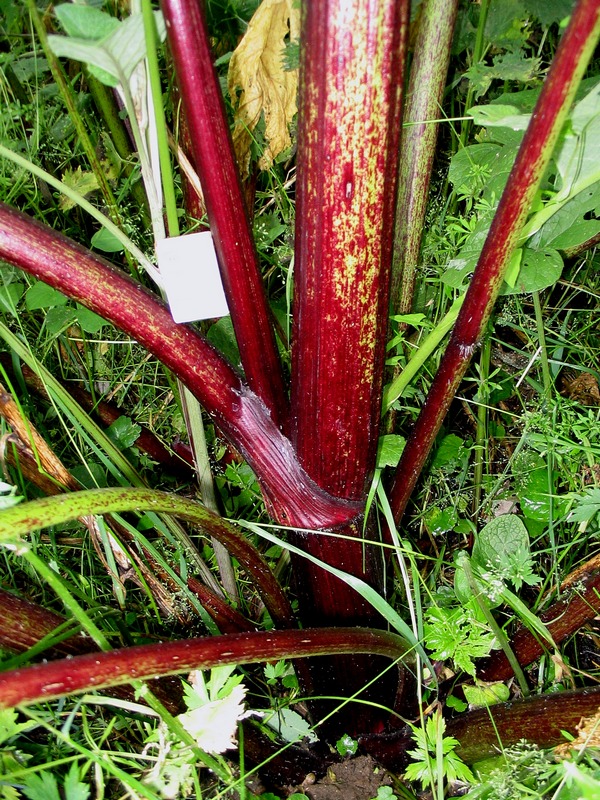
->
(156, 231, 229, 323)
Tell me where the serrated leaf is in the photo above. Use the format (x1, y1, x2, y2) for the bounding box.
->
(58, 167, 100, 211)
(228, 0, 299, 177)
(25, 281, 68, 310)
(523, 0, 576, 26)
(22, 772, 61, 800)
(64, 763, 90, 800)
(265, 706, 317, 743)
(106, 416, 141, 450)
(568, 488, 600, 524)
(0, 708, 34, 746)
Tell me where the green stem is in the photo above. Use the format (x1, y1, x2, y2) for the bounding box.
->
(21, 550, 110, 652)
(85, 74, 151, 225)
(461, 557, 530, 696)
(141, 0, 179, 237)
(472, 335, 491, 517)
(532, 291, 553, 400)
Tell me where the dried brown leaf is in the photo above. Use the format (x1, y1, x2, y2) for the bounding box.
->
(227, 0, 299, 177)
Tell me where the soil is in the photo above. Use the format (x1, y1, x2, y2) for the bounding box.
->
(290, 755, 394, 800)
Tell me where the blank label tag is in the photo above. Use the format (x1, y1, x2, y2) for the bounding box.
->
(156, 231, 229, 323)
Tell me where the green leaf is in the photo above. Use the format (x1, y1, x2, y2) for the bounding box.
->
(376, 434, 406, 468)
(25, 281, 68, 310)
(502, 247, 563, 294)
(472, 515, 529, 571)
(54, 4, 120, 40)
(533, 182, 600, 251)
(45, 306, 77, 336)
(472, 515, 540, 592)
(0, 708, 34, 745)
(463, 682, 510, 708)
(568, 488, 600, 525)
(48, 11, 166, 88)
(264, 707, 317, 744)
(468, 104, 531, 130)
(106, 416, 141, 450)
(336, 733, 358, 756)
(64, 763, 90, 800)
(76, 306, 107, 334)
(22, 772, 61, 800)
(0, 281, 24, 316)
(91, 226, 125, 253)
(523, 0, 576, 26)
(431, 434, 465, 469)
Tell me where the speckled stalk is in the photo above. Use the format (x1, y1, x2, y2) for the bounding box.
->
(0, 487, 295, 628)
(0, 203, 357, 531)
(389, 0, 600, 524)
(448, 685, 600, 763)
(390, 0, 458, 319)
(0, 626, 411, 709)
(292, 0, 408, 500)
(160, 0, 288, 429)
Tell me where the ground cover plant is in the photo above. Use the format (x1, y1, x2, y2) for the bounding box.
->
(0, 0, 599, 797)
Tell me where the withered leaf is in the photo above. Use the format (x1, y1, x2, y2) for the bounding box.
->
(227, 0, 299, 177)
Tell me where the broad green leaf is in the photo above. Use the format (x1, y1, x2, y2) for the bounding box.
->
(25, 281, 68, 310)
(424, 506, 457, 536)
(523, 0, 576, 26)
(76, 306, 108, 334)
(91, 226, 125, 253)
(0, 708, 34, 745)
(472, 515, 530, 572)
(106, 416, 141, 450)
(432, 434, 465, 469)
(468, 104, 531, 130)
(45, 306, 77, 336)
(48, 11, 166, 88)
(376, 434, 406, 469)
(54, 4, 120, 40)
(502, 247, 563, 294)
(533, 182, 600, 250)
(0, 281, 24, 316)
(463, 682, 510, 708)
(554, 81, 600, 200)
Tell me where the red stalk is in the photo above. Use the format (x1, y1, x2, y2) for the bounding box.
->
(292, 0, 408, 500)
(389, 0, 600, 525)
(160, 0, 288, 429)
(0, 626, 410, 709)
(0, 203, 357, 530)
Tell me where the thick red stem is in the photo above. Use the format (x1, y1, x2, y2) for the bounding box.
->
(0, 203, 356, 530)
(161, 0, 288, 429)
(389, 0, 600, 525)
